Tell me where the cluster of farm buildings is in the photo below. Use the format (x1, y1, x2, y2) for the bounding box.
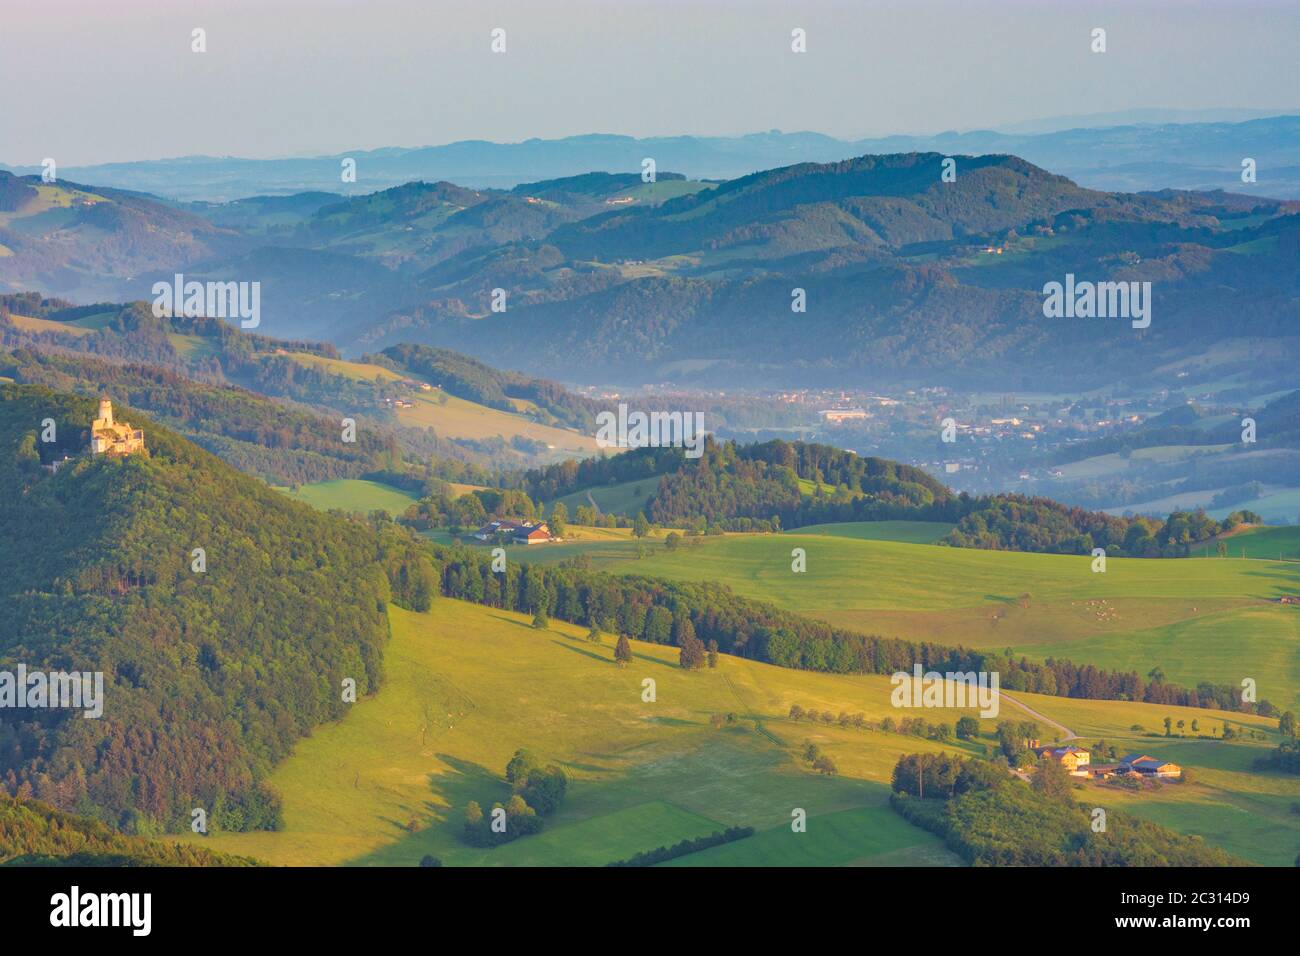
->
(472, 518, 558, 544)
(1032, 743, 1182, 781)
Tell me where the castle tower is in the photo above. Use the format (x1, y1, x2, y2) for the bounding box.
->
(89, 398, 145, 456)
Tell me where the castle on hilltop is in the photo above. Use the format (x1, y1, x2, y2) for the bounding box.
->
(90, 398, 145, 456)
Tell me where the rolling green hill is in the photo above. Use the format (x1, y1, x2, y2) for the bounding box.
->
(278, 478, 419, 516)
(575, 529, 1300, 711)
(185, 599, 1292, 866)
(1190, 524, 1300, 560)
(0, 384, 433, 833)
(790, 520, 955, 544)
(187, 599, 978, 866)
(551, 477, 657, 518)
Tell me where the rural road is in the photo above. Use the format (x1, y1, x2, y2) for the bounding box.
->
(999, 691, 1077, 742)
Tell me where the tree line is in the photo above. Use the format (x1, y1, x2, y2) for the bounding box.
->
(427, 540, 1269, 715)
(519, 438, 1253, 556)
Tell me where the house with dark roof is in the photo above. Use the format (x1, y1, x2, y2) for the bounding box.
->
(1119, 754, 1182, 778)
(472, 519, 556, 544)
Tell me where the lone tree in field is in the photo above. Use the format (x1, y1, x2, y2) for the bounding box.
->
(956, 716, 980, 740)
(614, 634, 633, 667)
(587, 624, 601, 644)
(548, 502, 567, 538)
(463, 801, 484, 838)
(679, 636, 706, 670)
(506, 749, 538, 786)
(812, 755, 838, 776)
(532, 595, 549, 629)
(633, 511, 650, 538)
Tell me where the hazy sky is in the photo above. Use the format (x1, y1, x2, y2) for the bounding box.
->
(2, 0, 1297, 165)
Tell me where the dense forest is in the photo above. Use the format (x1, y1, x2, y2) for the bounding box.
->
(888, 754, 1242, 866)
(428, 541, 1268, 715)
(0, 299, 510, 476)
(0, 348, 405, 486)
(0, 385, 436, 833)
(522, 438, 1255, 556)
(0, 795, 256, 866)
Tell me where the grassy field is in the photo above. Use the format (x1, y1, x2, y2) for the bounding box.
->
(425, 523, 672, 567)
(552, 477, 656, 517)
(1209, 489, 1300, 525)
(167, 332, 220, 360)
(573, 530, 1300, 710)
(279, 351, 405, 383)
(188, 599, 988, 866)
(664, 805, 959, 867)
(1190, 525, 1300, 560)
(396, 389, 599, 458)
(184, 599, 1294, 866)
(0, 183, 108, 228)
(4, 313, 96, 337)
(1057, 444, 1233, 481)
(278, 478, 418, 516)
(1117, 484, 1300, 525)
(789, 520, 954, 544)
(274, 350, 599, 460)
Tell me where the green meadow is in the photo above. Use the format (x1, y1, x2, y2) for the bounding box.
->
(1190, 525, 1300, 561)
(573, 524, 1300, 710)
(278, 478, 418, 516)
(184, 598, 1293, 866)
(188, 599, 991, 866)
(551, 477, 657, 517)
(790, 520, 954, 544)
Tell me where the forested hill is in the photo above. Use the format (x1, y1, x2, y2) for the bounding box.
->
(523, 438, 1257, 556)
(0, 348, 402, 486)
(0, 795, 257, 866)
(0, 385, 437, 833)
(374, 342, 610, 432)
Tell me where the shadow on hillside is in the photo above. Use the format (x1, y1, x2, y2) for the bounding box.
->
(629, 650, 683, 670)
(549, 640, 611, 666)
(487, 613, 537, 630)
(345, 752, 502, 867)
(1239, 564, 1300, 595)
(339, 727, 946, 868)
(643, 715, 696, 728)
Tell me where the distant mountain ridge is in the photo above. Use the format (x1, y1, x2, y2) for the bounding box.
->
(4, 147, 1299, 392)
(6, 114, 1300, 201)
